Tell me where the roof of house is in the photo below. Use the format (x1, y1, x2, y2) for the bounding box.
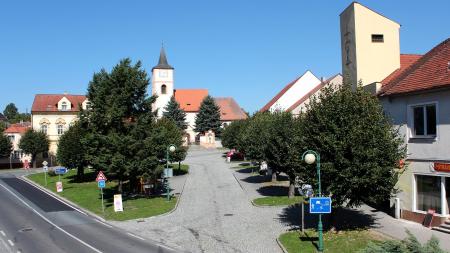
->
(286, 74, 342, 112)
(381, 54, 422, 85)
(4, 122, 31, 134)
(152, 47, 174, 70)
(214, 97, 248, 121)
(31, 94, 86, 112)
(379, 38, 450, 96)
(259, 76, 301, 112)
(174, 89, 208, 112)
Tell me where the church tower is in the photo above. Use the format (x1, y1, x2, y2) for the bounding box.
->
(152, 46, 174, 117)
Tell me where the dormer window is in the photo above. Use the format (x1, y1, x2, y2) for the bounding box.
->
(61, 101, 68, 111)
(161, 84, 167, 94)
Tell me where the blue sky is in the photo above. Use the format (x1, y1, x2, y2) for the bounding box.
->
(0, 0, 449, 114)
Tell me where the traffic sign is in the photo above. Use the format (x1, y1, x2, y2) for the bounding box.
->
(96, 171, 107, 182)
(42, 161, 48, 166)
(310, 197, 332, 214)
(55, 167, 68, 175)
(43, 165, 48, 172)
(98, 180, 106, 188)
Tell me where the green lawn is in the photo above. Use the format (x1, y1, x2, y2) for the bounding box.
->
(27, 169, 177, 221)
(279, 229, 382, 253)
(253, 196, 303, 206)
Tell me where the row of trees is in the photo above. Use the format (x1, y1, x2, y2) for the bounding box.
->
(2, 103, 31, 125)
(222, 82, 406, 208)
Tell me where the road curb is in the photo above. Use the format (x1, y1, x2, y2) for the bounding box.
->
(276, 237, 289, 253)
(20, 175, 107, 222)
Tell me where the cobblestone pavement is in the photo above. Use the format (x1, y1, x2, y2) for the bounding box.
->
(111, 147, 289, 253)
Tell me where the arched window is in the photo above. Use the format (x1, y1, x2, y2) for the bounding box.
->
(161, 84, 167, 94)
(57, 125, 64, 135)
(40, 125, 48, 134)
(61, 101, 67, 111)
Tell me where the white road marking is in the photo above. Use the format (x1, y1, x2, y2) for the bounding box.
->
(0, 231, 5, 236)
(127, 232, 145, 241)
(18, 177, 88, 216)
(7, 240, 13, 246)
(0, 183, 103, 253)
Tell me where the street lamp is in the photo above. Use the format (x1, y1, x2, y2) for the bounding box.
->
(302, 150, 324, 253)
(165, 144, 176, 201)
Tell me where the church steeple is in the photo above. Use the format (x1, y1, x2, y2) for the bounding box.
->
(152, 46, 174, 70)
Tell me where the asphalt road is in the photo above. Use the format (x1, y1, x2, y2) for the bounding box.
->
(0, 173, 184, 253)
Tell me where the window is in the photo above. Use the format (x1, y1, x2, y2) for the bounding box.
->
(161, 84, 167, 94)
(371, 34, 384, 43)
(416, 175, 441, 213)
(412, 104, 436, 137)
(40, 125, 47, 134)
(61, 101, 67, 111)
(7, 135, 14, 143)
(57, 124, 64, 135)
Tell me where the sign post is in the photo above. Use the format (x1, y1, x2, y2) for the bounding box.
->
(114, 194, 123, 212)
(42, 161, 48, 186)
(96, 171, 107, 215)
(55, 167, 68, 182)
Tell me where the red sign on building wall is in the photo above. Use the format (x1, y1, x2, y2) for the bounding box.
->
(434, 163, 450, 172)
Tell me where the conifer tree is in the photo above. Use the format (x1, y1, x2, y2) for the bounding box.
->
(194, 95, 222, 135)
(163, 96, 187, 130)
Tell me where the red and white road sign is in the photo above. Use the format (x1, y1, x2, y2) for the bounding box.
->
(96, 171, 107, 182)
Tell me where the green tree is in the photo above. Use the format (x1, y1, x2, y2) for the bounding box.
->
(221, 120, 247, 150)
(170, 146, 188, 170)
(57, 123, 88, 181)
(194, 95, 222, 135)
(11, 113, 31, 124)
(240, 112, 272, 163)
(0, 135, 12, 157)
(163, 96, 187, 130)
(298, 82, 406, 209)
(81, 58, 157, 192)
(3, 103, 18, 121)
(265, 111, 302, 197)
(19, 129, 49, 168)
(149, 118, 184, 160)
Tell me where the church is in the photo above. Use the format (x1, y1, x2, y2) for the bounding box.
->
(151, 47, 248, 143)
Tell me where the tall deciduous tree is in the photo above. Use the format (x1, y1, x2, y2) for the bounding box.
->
(297, 83, 406, 209)
(194, 95, 222, 135)
(3, 103, 18, 121)
(265, 111, 302, 198)
(57, 123, 88, 181)
(221, 120, 247, 150)
(163, 96, 187, 130)
(19, 129, 49, 168)
(0, 135, 12, 157)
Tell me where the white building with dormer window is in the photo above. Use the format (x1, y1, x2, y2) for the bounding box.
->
(31, 94, 88, 155)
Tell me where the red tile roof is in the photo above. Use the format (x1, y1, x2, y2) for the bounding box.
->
(174, 89, 208, 112)
(381, 54, 422, 85)
(4, 122, 31, 134)
(286, 74, 341, 112)
(260, 76, 301, 112)
(32, 94, 86, 112)
(214, 97, 248, 121)
(379, 38, 450, 96)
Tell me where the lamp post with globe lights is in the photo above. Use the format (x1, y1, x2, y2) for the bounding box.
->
(165, 144, 176, 201)
(302, 150, 324, 253)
